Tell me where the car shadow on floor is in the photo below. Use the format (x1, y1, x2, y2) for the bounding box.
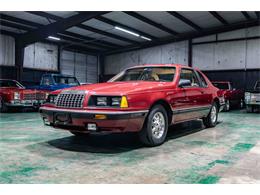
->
(46, 120, 210, 154)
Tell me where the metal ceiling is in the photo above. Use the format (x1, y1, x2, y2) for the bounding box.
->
(0, 11, 259, 55)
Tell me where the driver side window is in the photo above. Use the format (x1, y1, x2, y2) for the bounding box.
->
(180, 69, 200, 87)
(41, 76, 52, 86)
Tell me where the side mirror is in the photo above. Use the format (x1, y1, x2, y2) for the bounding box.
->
(179, 79, 191, 88)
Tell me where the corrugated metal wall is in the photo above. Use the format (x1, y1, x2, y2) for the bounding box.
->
(0, 34, 15, 66)
(60, 50, 98, 83)
(105, 41, 188, 74)
(192, 26, 260, 70)
(23, 42, 58, 71)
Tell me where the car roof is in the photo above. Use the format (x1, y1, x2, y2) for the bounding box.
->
(127, 64, 193, 70)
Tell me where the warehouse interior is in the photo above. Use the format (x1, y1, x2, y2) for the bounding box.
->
(0, 11, 260, 184)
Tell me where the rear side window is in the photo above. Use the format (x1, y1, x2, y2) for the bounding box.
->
(196, 71, 208, 87)
(179, 69, 200, 87)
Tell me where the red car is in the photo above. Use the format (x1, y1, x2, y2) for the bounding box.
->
(212, 81, 244, 111)
(0, 79, 47, 112)
(40, 64, 225, 146)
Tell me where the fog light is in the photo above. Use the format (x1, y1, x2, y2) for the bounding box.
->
(94, 114, 107, 120)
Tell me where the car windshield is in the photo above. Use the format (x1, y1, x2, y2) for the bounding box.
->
(212, 82, 229, 89)
(0, 80, 24, 88)
(53, 76, 80, 86)
(255, 81, 260, 89)
(109, 67, 176, 82)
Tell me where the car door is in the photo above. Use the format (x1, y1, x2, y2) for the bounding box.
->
(174, 68, 205, 122)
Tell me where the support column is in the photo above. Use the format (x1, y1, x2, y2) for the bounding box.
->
(15, 40, 25, 81)
(98, 54, 105, 83)
(188, 39, 192, 67)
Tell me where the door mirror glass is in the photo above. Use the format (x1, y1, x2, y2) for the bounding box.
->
(179, 79, 191, 88)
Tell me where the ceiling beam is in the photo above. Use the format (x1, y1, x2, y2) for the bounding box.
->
(0, 29, 19, 38)
(209, 11, 229, 25)
(0, 20, 33, 31)
(167, 11, 202, 31)
(95, 16, 157, 40)
(241, 11, 251, 20)
(106, 18, 259, 55)
(26, 11, 139, 44)
(123, 11, 179, 36)
(1, 13, 119, 50)
(18, 12, 108, 47)
(0, 14, 42, 28)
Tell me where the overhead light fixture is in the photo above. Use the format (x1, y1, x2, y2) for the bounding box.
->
(115, 26, 140, 37)
(140, 36, 152, 41)
(114, 26, 152, 42)
(48, 36, 61, 41)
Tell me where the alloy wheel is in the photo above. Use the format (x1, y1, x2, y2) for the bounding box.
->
(151, 112, 165, 139)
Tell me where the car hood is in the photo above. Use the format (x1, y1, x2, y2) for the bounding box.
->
(59, 81, 173, 95)
(0, 87, 38, 93)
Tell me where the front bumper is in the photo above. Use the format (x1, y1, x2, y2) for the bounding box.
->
(6, 100, 45, 107)
(40, 107, 148, 133)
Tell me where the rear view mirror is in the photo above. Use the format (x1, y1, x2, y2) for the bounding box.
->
(179, 79, 191, 88)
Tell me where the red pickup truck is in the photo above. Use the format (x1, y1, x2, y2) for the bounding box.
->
(0, 79, 47, 112)
(40, 64, 225, 146)
(212, 81, 244, 111)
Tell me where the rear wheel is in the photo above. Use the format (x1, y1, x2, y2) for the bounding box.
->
(203, 102, 218, 128)
(223, 99, 230, 111)
(0, 98, 8, 113)
(138, 105, 168, 147)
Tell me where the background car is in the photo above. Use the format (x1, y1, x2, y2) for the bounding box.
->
(212, 81, 244, 111)
(40, 64, 225, 146)
(245, 80, 260, 113)
(27, 73, 80, 91)
(0, 79, 47, 112)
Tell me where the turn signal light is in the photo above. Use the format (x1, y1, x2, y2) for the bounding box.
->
(94, 114, 107, 120)
(120, 96, 128, 108)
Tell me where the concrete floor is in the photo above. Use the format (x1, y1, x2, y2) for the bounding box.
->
(0, 109, 260, 184)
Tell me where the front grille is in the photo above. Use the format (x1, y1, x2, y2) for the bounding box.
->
(55, 92, 85, 108)
(23, 93, 36, 100)
(23, 92, 46, 100)
(36, 92, 46, 100)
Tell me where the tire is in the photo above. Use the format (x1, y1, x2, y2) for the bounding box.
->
(70, 131, 89, 137)
(246, 105, 254, 113)
(223, 99, 230, 112)
(0, 98, 8, 113)
(203, 102, 219, 128)
(138, 105, 168, 147)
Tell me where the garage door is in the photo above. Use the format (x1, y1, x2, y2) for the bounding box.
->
(60, 50, 98, 84)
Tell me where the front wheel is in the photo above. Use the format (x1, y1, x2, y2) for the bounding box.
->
(138, 105, 168, 147)
(203, 102, 219, 128)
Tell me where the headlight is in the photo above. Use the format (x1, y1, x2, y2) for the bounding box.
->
(14, 92, 20, 100)
(91, 96, 128, 108)
(111, 97, 121, 106)
(97, 97, 108, 106)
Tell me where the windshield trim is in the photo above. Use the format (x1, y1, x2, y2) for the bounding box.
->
(108, 66, 176, 83)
